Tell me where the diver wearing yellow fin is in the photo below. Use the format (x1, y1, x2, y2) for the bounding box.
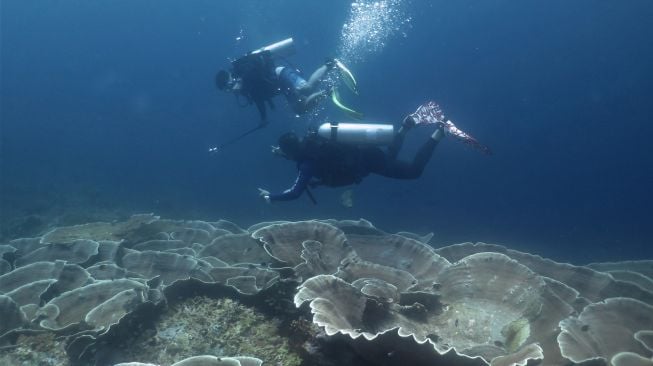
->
(215, 37, 362, 124)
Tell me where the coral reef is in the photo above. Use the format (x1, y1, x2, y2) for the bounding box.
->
(0, 332, 69, 366)
(114, 297, 301, 366)
(0, 215, 651, 366)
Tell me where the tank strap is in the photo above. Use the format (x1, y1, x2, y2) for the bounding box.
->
(330, 122, 338, 140)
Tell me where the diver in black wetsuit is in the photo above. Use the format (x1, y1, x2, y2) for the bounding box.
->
(215, 52, 335, 125)
(257, 115, 447, 203)
(215, 51, 278, 124)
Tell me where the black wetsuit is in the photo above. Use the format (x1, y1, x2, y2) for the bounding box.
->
(232, 52, 279, 122)
(269, 132, 439, 201)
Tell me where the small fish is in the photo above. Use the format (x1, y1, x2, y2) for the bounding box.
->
(340, 189, 354, 208)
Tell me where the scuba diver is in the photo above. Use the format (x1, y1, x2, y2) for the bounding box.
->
(215, 38, 360, 125)
(258, 102, 492, 203)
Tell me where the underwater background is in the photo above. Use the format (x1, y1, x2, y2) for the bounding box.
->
(2, 0, 652, 264)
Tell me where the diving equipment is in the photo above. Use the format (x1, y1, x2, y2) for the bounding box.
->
(251, 38, 296, 58)
(231, 38, 294, 78)
(334, 59, 358, 94)
(409, 101, 492, 155)
(276, 66, 308, 91)
(317, 122, 394, 146)
(331, 87, 363, 119)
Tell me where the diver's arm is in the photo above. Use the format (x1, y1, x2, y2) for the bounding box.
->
(268, 162, 314, 202)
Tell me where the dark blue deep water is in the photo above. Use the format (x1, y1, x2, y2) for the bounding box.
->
(2, 0, 652, 264)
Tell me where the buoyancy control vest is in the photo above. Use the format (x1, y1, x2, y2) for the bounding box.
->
(231, 38, 296, 89)
(231, 52, 278, 106)
(230, 38, 298, 105)
(301, 134, 367, 188)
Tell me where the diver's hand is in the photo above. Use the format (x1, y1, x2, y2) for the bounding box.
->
(270, 145, 284, 157)
(257, 188, 271, 204)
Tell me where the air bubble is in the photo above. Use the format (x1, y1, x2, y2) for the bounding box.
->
(337, 0, 411, 65)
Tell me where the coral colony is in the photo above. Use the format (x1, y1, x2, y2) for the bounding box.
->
(1, 215, 652, 365)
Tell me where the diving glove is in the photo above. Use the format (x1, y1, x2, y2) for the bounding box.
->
(325, 58, 337, 70)
(257, 188, 271, 204)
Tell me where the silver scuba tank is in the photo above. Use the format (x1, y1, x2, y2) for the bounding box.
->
(251, 38, 295, 58)
(317, 122, 395, 146)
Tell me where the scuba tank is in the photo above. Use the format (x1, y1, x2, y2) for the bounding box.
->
(251, 38, 295, 58)
(317, 122, 394, 146)
(231, 38, 295, 85)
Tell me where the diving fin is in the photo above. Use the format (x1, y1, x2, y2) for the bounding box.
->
(411, 101, 493, 155)
(335, 59, 358, 95)
(331, 87, 364, 120)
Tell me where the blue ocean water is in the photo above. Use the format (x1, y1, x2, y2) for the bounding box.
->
(1, 0, 652, 264)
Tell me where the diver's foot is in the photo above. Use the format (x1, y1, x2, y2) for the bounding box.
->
(431, 120, 454, 141)
(409, 101, 445, 127)
(402, 115, 416, 130)
(325, 58, 337, 70)
(431, 125, 446, 141)
(402, 112, 442, 131)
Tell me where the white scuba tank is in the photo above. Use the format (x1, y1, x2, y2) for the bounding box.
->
(251, 38, 295, 58)
(317, 122, 395, 146)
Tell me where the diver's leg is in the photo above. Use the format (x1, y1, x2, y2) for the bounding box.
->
(374, 137, 440, 180)
(387, 115, 416, 159)
(301, 89, 330, 112)
(361, 147, 390, 175)
(303, 65, 329, 90)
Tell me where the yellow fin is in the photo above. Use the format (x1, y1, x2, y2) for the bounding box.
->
(331, 88, 364, 120)
(335, 59, 358, 95)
